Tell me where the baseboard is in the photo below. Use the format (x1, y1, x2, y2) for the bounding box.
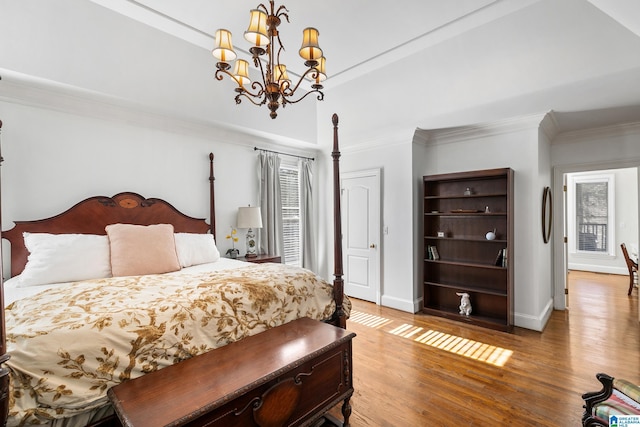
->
(514, 298, 554, 332)
(568, 263, 627, 276)
(380, 294, 417, 313)
(381, 295, 556, 331)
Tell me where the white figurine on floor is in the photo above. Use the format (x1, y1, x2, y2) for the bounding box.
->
(457, 292, 472, 316)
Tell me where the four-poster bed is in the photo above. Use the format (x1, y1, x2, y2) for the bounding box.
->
(0, 114, 348, 426)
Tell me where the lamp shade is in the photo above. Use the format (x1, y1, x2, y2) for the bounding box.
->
(274, 64, 290, 84)
(299, 27, 322, 61)
(212, 29, 237, 62)
(315, 56, 327, 82)
(232, 59, 251, 86)
(237, 206, 263, 229)
(244, 9, 269, 47)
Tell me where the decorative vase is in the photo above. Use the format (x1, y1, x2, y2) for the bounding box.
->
(227, 249, 239, 259)
(245, 227, 257, 257)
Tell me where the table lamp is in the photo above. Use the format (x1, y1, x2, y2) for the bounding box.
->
(237, 206, 263, 257)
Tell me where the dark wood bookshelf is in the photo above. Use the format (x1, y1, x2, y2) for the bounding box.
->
(422, 168, 514, 332)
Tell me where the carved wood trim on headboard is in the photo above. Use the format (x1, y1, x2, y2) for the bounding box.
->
(2, 193, 211, 278)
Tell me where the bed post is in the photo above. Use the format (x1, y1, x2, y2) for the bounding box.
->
(0, 119, 9, 426)
(331, 114, 347, 329)
(209, 153, 216, 240)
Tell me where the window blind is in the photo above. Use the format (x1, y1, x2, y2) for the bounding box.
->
(279, 165, 301, 266)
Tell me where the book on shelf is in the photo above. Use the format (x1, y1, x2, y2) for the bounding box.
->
(495, 248, 507, 267)
(426, 245, 440, 260)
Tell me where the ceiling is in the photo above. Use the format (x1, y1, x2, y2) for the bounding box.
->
(90, 0, 523, 87)
(80, 0, 640, 141)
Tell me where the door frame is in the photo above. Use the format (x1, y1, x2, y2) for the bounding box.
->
(553, 160, 640, 310)
(341, 168, 382, 305)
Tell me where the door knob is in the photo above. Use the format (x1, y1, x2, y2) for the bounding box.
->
(370, 243, 376, 248)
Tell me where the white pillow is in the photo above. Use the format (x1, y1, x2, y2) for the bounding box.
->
(19, 233, 112, 287)
(174, 233, 221, 268)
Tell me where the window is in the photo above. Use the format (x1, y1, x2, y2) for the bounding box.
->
(279, 163, 301, 266)
(570, 173, 615, 256)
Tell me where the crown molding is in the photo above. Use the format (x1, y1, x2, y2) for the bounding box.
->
(338, 125, 416, 155)
(538, 111, 560, 141)
(0, 69, 316, 153)
(415, 112, 548, 146)
(552, 120, 640, 144)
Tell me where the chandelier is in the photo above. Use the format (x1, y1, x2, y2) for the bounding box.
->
(212, 1, 325, 119)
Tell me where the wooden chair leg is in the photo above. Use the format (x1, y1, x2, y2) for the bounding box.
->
(582, 373, 615, 426)
(630, 271, 637, 296)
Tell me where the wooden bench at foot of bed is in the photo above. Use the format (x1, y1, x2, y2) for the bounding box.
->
(108, 317, 356, 427)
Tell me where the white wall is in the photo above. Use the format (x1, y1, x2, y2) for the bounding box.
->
(414, 114, 554, 331)
(537, 120, 554, 328)
(566, 168, 638, 275)
(0, 99, 320, 278)
(412, 140, 431, 311)
(315, 125, 417, 313)
(341, 142, 415, 312)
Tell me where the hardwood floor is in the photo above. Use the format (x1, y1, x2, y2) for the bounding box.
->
(331, 271, 638, 426)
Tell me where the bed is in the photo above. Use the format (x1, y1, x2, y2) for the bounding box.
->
(0, 115, 348, 427)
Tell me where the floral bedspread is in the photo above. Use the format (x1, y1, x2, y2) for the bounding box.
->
(4, 263, 350, 426)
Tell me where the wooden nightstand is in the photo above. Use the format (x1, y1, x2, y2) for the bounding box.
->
(238, 254, 282, 264)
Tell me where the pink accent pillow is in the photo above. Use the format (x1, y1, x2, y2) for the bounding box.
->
(106, 224, 180, 277)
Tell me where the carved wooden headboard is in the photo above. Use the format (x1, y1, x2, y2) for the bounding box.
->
(2, 154, 216, 278)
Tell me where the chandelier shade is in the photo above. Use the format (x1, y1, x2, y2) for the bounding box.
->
(315, 56, 327, 82)
(212, 1, 325, 119)
(299, 27, 322, 62)
(274, 64, 290, 84)
(232, 59, 251, 86)
(244, 9, 269, 47)
(211, 29, 236, 63)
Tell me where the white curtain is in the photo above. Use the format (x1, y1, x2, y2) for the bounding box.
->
(300, 159, 316, 271)
(258, 152, 283, 256)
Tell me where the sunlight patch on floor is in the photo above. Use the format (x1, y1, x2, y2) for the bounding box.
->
(351, 311, 513, 367)
(349, 311, 393, 328)
(414, 328, 513, 367)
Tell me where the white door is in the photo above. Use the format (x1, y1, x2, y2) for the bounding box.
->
(341, 169, 381, 303)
